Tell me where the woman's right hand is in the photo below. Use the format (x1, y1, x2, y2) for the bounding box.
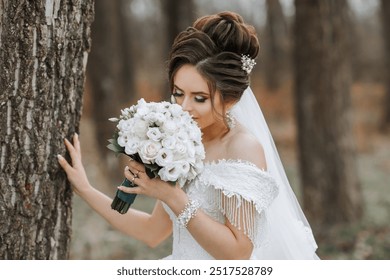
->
(57, 133, 92, 196)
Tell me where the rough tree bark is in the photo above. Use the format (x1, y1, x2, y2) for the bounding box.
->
(0, 0, 94, 259)
(294, 0, 362, 227)
(381, 0, 390, 129)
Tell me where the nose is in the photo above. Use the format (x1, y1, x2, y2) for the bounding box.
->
(180, 96, 192, 112)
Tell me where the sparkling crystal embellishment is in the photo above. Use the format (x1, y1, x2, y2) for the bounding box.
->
(241, 54, 256, 75)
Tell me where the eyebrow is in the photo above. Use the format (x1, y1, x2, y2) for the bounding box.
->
(174, 84, 210, 96)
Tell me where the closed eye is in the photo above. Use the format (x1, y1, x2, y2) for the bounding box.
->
(195, 96, 207, 103)
(172, 92, 184, 98)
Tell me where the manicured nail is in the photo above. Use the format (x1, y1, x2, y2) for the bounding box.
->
(57, 154, 63, 161)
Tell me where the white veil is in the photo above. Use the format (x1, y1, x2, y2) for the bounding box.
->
(231, 87, 319, 259)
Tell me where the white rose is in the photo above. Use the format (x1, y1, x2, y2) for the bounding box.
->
(155, 112, 167, 125)
(179, 161, 190, 174)
(124, 138, 139, 155)
(162, 120, 178, 134)
(132, 119, 149, 139)
(139, 140, 162, 164)
(146, 127, 162, 142)
(169, 103, 183, 117)
(188, 127, 202, 143)
(158, 163, 181, 182)
(185, 142, 195, 158)
(176, 130, 189, 144)
(117, 119, 133, 133)
(155, 148, 173, 167)
(161, 135, 176, 149)
(174, 141, 187, 155)
(195, 144, 206, 158)
(134, 100, 149, 118)
(117, 134, 129, 147)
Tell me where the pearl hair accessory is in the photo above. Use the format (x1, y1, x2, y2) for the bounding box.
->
(241, 54, 256, 75)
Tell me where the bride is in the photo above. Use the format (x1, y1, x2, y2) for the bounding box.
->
(58, 11, 319, 259)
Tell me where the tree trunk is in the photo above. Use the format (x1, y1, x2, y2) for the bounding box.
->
(161, 0, 195, 99)
(0, 0, 94, 259)
(381, 0, 390, 129)
(293, 0, 362, 228)
(264, 0, 288, 91)
(87, 0, 136, 180)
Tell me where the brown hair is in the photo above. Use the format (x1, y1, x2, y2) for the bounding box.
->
(168, 11, 260, 120)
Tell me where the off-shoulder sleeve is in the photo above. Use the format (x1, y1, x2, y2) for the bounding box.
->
(199, 160, 279, 247)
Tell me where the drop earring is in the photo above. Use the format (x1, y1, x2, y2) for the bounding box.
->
(170, 95, 176, 104)
(225, 111, 236, 129)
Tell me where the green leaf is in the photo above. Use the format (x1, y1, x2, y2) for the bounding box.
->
(107, 143, 124, 153)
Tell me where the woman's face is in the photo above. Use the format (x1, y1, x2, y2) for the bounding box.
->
(172, 64, 224, 130)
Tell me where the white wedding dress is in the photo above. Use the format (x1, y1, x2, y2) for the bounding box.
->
(162, 87, 319, 260)
(162, 159, 318, 260)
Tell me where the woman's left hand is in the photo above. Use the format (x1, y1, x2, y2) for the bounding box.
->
(118, 159, 179, 203)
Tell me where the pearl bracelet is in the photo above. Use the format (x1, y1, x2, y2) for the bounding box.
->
(177, 199, 200, 228)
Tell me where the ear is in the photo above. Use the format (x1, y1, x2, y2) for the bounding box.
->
(225, 100, 238, 111)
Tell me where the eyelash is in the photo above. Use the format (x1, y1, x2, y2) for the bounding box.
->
(172, 92, 207, 103)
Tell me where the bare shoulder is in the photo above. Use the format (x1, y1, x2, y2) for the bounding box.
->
(226, 126, 267, 170)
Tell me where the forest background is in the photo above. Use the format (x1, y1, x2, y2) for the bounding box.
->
(0, 0, 389, 260)
(73, 0, 389, 260)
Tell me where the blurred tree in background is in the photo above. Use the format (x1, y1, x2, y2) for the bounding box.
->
(0, 0, 94, 259)
(380, 0, 390, 129)
(264, 0, 288, 91)
(161, 0, 195, 99)
(86, 0, 136, 180)
(293, 0, 363, 228)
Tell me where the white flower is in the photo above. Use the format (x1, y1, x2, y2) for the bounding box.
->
(176, 130, 189, 143)
(162, 120, 178, 134)
(146, 127, 162, 142)
(124, 138, 138, 155)
(195, 144, 206, 158)
(155, 148, 174, 167)
(139, 140, 162, 164)
(169, 103, 183, 117)
(174, 141, 187, 155)
(188, 127, 202, 143)
(109, 98, 206, 188)
(117, 133, 129, 147)
(144, 112, 157, 123)
(132, 119, 149, 139)
(158, 163, 181, 182)
(179, 161, 190, 174)
(161, 135, 176, 150)
(117, 119, 133, 133)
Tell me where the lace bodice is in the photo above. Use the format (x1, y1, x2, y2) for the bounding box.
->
(162, 159, 279, 260)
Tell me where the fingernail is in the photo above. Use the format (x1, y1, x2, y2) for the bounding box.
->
(57, 154, 63, 160)
(75, 133, 78, 138)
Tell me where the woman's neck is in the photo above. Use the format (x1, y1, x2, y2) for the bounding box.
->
(201, 121, 229, 144)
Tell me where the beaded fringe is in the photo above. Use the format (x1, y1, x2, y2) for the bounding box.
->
(214, 189, 260, 247)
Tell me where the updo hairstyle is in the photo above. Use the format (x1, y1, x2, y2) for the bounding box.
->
(168, 11, 260, 116)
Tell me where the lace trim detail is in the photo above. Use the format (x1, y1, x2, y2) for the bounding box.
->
(212, 188, 264, 247)
(198, 159, 279, 247)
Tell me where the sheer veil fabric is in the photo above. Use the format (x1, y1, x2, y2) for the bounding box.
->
(231, 87, 319, 259)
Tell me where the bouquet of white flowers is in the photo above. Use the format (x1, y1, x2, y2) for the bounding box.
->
(108, 98, 205, 214)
